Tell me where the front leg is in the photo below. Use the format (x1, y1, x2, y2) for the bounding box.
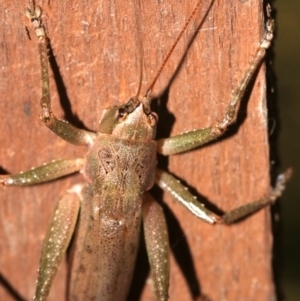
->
(25, 5, 96, 146)
(157, 10, 274, 156)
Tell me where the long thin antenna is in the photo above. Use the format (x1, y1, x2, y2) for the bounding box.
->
(135, 50, 144, 99)
(134, 0, 144, 99)
(145, 0, 202, 98)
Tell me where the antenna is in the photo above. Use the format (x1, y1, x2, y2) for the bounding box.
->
(145, 0, 202, 98)
(135, 51, 144, 99)
(134, 0, 144, 99)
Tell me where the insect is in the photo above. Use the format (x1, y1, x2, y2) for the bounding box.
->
(0, 0, 290, 300)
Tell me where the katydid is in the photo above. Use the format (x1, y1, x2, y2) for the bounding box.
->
(0, 1, 290, 301)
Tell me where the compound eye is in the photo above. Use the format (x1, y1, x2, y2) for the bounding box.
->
(116, 108, 127, 121)
(148, 112, 158, 127)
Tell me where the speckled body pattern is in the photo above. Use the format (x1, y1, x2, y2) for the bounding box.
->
(69, 136, 157, 300)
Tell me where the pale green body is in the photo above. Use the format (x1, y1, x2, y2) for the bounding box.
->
(69, 135, 156, 300)
(0, 3, 290, 301)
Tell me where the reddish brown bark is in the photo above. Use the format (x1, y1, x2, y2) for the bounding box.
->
(0, 0, 275, 300)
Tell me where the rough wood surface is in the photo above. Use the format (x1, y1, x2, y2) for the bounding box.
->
(0, 0, 275, 300)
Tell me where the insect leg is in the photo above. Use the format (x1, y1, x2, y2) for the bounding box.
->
(143, 193, 169, 301)
(155, 169, 218, 224)
(156, 168, 291, 225)
(34, 184, 83, 301)
(220, 168, 292, 224)
(25, 5, 96, 146)
(157, 8, 274, 156)
(0, 158, 83, 186)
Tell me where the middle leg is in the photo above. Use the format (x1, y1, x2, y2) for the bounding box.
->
(155, 168, 291, 225)
(0, 158, 83, 187)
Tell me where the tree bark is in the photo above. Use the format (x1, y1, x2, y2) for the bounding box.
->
(0, 0, 275, 300)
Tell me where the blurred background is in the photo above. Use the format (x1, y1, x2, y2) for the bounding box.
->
(273, 0, 300, 300)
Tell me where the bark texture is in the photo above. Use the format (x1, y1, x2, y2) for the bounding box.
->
(0, 0, 275, 300)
